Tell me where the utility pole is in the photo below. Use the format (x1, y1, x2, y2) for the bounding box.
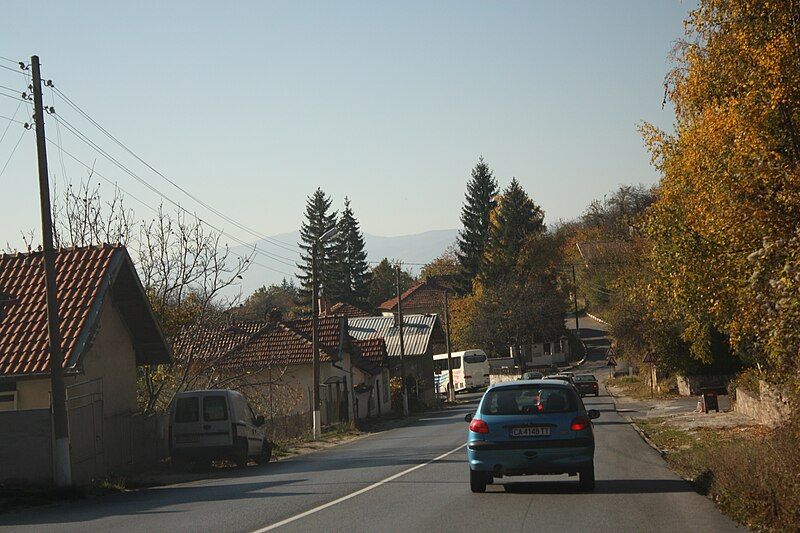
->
(443, 290, 455, 403)
(571, 264, 580, 333)
(395, 265, 409, 416)
(311, 242, 321, 440)
(31, 55, 71, 486)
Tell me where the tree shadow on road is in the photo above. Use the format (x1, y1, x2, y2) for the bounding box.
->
(0, 479, 311, 526)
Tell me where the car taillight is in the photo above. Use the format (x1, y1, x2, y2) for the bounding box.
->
(469, 418, 490, 434)
(571, 416, 591, 431)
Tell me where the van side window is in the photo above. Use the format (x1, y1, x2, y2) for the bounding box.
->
(203, 396, 229, 421)
(175, 397, 199, 423)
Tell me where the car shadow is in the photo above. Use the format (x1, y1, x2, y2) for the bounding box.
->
(499, 478, 694, 495)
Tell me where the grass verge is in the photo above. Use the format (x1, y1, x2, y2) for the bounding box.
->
(606, 374, 679, 400)
(635, 417, 800, 532)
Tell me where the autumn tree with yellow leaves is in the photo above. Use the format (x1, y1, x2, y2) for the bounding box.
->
(642, 0, 800, 382)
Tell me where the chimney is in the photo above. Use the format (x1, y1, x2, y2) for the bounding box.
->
(318, 298, 330, 317)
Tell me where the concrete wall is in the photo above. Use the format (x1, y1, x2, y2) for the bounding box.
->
(677, 374, 734, 396)
(735, 380, 793, 428)
(0, 409, 52, 484)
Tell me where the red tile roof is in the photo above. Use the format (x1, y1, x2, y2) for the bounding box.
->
(329, 302, 369, 318)
(352, 337, 387, 364)
(0, 245, 170, 376)
(378, 276, 453, 313)
(176, 316, 346, 370)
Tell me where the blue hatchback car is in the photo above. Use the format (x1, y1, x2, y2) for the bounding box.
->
(466, 379, 600, 493)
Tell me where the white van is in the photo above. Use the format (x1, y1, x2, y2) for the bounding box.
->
(169, 390, 272, 467)
(433, 349, 490, 393)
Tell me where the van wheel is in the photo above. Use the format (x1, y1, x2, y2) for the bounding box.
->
(579, 462, 595, 491)
(470, 469, 487, 493)
(256, 441, 273, 464)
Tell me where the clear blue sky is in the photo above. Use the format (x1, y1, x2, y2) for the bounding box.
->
(1, 1, 692, 254)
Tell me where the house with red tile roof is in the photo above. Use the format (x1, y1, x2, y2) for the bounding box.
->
(0, 245, 171, 484)
(328, 301, 370, 318)
(0, 245, 170, 412)
(172, 314, 391, 422)
(378, 275, 454, 316)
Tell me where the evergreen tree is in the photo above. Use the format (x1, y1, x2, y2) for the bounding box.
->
(331, 197, 372, 308)
(456, 157, 499, 294)
(297, 188, 338, 307)
(367, 258, 415, 312)
(482, 178, 545, 285)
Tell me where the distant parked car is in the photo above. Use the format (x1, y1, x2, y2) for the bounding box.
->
(169, 390, 272, 468)
(521, 371, 544, 380)
(573, 374, 599, 397)
(465, 380, 600, 493)
(544, 374, 575, 386)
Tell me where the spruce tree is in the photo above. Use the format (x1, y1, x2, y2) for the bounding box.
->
(297, 188, 338, 307)
(456, 157, 499, 294)
(331, 197, 372, 308)
(482, 178, 545, 285)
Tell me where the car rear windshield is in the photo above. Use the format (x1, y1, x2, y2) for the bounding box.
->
(481, 386, 579, 415)
(574, 375, 597, 382)
(464, 353, 487, 364)
(175, 397, 199, 423)
(203, 396, 229, 421)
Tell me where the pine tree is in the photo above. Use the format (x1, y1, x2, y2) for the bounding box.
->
(297, 188, 338, 307)
(331, 197, 372, 308)
(482, 178, 545, 285)
(456, 157, 499, 294)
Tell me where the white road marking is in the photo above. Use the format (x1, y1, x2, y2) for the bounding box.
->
(252, 442, 468, 532)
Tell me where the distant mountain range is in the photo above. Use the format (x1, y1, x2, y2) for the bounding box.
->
(230, 228, 458, 297)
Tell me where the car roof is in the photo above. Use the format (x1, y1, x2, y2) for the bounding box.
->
(490, 379, 571, 389)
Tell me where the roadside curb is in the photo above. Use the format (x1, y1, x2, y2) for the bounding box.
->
(604, 382, 666, 458)
(625, 416, 666, 457)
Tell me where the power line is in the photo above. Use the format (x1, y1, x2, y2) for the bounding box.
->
(0, 99, 24, 145)
(0, 55, 20, 65)
(50, 85, 300, 254)
(49, 113, 298, 270)
(0, 63, 27, 76)
(0, 127, 27, 179)
(41, 133, 295, 278)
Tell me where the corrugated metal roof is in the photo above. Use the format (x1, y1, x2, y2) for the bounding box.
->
(348, 314, 439, 357)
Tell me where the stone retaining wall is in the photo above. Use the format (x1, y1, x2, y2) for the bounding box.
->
(735, 380, 793, 427)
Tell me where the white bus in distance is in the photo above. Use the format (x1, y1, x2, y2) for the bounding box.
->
(433, 349, 490, 393)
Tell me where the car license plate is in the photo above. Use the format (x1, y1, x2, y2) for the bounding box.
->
(509, 426, 550, 437)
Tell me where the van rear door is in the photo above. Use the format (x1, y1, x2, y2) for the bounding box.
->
(173, 395, 202, 447)
(201, 393, 234, 447)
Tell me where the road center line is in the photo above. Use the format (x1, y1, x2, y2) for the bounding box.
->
(252, 442, 468, 532)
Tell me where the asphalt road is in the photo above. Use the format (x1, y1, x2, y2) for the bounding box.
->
(0, 315, 742, 532)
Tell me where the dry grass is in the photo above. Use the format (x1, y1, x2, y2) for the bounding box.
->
(636, 417, 800, 532)
(607, 374, 679, 400)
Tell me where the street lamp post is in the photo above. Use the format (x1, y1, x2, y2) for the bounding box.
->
(312, 226, 338, 440)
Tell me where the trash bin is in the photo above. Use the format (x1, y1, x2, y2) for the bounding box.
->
(700, 388, 719, 413)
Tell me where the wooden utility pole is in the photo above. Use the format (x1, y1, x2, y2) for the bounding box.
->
(311, 242, 321, 439)
(395, 265, 409, 416)
(571, 264, 580, 333)
(31, 55, 71, 486)
(443, 290, 455, 402)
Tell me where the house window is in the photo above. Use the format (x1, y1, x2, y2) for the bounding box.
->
(0, 392, 17, 412)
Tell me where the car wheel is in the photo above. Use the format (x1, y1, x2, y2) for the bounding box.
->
(579, 463, 595, 491)
(255, 440, 273, 464)
(470, 469, 487, 493)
